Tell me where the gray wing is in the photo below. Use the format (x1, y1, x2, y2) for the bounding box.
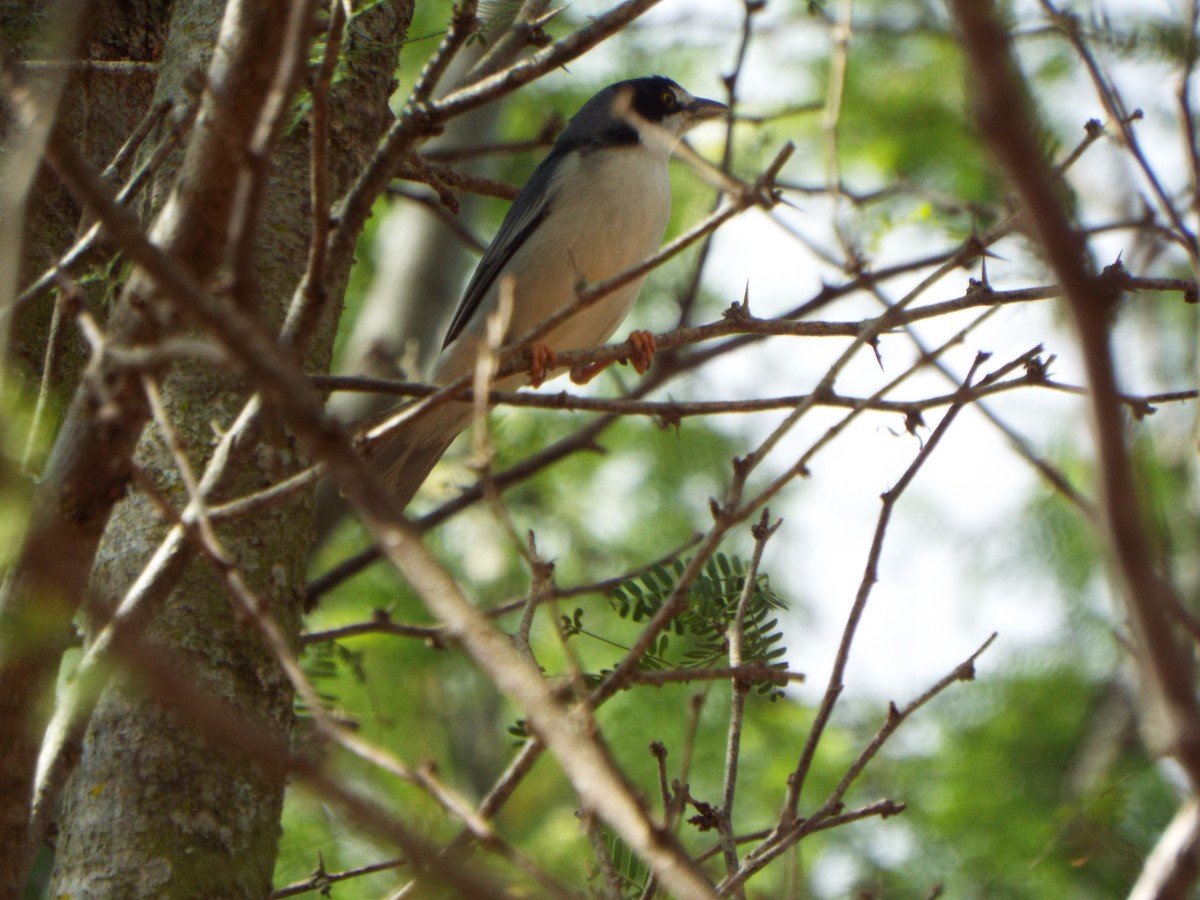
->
(441, 148, 567, 349)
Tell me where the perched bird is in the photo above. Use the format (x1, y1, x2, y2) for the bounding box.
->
(379, 76, 728, 506)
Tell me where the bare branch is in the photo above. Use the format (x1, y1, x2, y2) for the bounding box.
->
(718, 510, 781, 892)
(271, 858, 406, 899)
(1129, 798, 1200, 900)
(952, 0, 1200, 791)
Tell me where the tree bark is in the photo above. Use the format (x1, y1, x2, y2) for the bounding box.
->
(0, 0, 408, 895)
(2, 2, 166, 386)
(0, 4, 169, 893)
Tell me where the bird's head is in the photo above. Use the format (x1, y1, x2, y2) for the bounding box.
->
(556, 76, 728, 156)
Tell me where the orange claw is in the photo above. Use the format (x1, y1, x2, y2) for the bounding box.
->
(528, 343, 557, 388)
(627, 330, 657, 375)
(569, 331, 659, 385)
(570, 359, 608, 385)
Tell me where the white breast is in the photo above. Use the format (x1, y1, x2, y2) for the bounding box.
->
(434, 145, 671, 385)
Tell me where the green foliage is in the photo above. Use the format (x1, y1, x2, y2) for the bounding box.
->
(1078, 9, 1200, 65)
(839, 664, 1176, 897)
(483, 411, 742, 577)
(294, 639, 367, 723)
(1019, 475, 1106, 600)
(0, 387, 42, 576)
(839, 22, 998, 209)
(291, 1, 439, 134)
(581, 552, 790, 699)
(599, 830, 652, 898)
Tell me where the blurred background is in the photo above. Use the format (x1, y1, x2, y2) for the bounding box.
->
(293, 0, 1199, 896)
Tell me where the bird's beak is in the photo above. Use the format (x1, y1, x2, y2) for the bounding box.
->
(685, 96, 729, 122)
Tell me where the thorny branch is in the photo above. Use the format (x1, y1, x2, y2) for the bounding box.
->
(954, 1, 1200, 895)
(718, 510, 781, 891)
(955, 0, 1200, 781)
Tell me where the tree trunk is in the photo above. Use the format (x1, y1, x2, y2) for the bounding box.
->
(2, 2, 166, 387)
(38, 2, 410, 896)
(0, 4, 169, 893)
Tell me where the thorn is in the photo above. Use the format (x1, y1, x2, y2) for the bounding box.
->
(904, 409, 925, 435)
(530, 5, 565, 29)
(1101, 257, 1127, 283)
(965, 277, 993, 298)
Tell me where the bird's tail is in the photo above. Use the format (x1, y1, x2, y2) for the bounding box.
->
(375, 400, 475, 510)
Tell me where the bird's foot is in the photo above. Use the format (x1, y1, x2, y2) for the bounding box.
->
(528, 343, 558, 388)
(570, 331, 658, 385)
(626, 330, 657, 375)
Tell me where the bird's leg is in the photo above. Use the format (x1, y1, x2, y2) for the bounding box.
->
(527, 343, 558, 388)
(570, 330, 658, 384)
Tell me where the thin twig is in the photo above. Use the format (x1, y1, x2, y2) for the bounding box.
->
(410, 1, 480, 106)
(726, 634, 996, 892)
(779, 352, 992, 823)
(270, 857, 407, 899)
(12, 88, 199, 314)
(287, 0, 348, 343)
(718, 510, 780, 893)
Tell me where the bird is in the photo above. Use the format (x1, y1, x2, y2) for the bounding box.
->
(378, 76, 728, 507)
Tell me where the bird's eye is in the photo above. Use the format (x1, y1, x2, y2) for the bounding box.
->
(661, 90, 676, 107)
